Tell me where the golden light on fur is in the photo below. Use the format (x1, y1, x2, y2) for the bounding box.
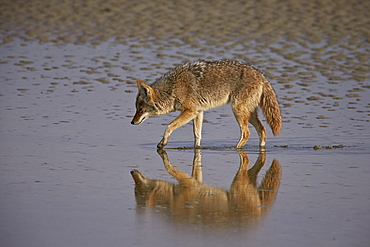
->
(131, 60, 282, 148)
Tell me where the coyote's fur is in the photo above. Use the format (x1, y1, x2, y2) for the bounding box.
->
(131, 150, 282, 227)
(131, 59, 282, 148)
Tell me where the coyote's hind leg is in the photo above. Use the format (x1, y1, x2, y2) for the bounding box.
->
(232, 108, 251, 149)
(249, 109, 266, 147)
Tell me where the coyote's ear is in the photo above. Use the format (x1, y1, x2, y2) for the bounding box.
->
(137, 79, 155, 99)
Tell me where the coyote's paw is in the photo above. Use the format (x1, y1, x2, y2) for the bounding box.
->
(157, 139, 167, 149)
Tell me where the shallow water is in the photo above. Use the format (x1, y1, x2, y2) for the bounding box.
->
(1, 1, 370, 246)
(1, 38, 369, 247)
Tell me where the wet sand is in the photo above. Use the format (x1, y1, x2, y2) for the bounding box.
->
(1, 1, 370, 247)
(2, 0, 370, 47)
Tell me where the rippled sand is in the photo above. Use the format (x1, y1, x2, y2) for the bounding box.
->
(2, 0, 369, 46)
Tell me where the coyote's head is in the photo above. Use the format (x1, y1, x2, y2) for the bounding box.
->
(131, 79, 158, 125)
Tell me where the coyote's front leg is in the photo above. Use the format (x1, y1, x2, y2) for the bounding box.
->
(193, 111, 204, 148)
(157, 109, 198, 148)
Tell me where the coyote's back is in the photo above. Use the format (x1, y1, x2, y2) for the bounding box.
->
(131, 59, 282, 148)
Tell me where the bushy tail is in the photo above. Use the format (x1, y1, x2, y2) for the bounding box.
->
(260, 81, 282, 135)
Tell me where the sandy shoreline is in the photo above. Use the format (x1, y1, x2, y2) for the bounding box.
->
(1, 0, 369, 46)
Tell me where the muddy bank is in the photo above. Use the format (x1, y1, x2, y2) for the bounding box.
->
(1, 0, 369, 46)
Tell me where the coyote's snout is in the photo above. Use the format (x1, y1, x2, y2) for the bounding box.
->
(131, 59, 282, 148)
(131, 150, 282, 227)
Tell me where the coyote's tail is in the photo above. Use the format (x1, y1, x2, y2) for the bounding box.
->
(260, 81, 282, 135)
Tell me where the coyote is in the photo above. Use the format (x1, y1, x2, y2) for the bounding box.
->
(131, 150, 282, 227)
(131, 59, 282, 148)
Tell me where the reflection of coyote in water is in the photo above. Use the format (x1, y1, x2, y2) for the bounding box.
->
(131, 150, 281, 227)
